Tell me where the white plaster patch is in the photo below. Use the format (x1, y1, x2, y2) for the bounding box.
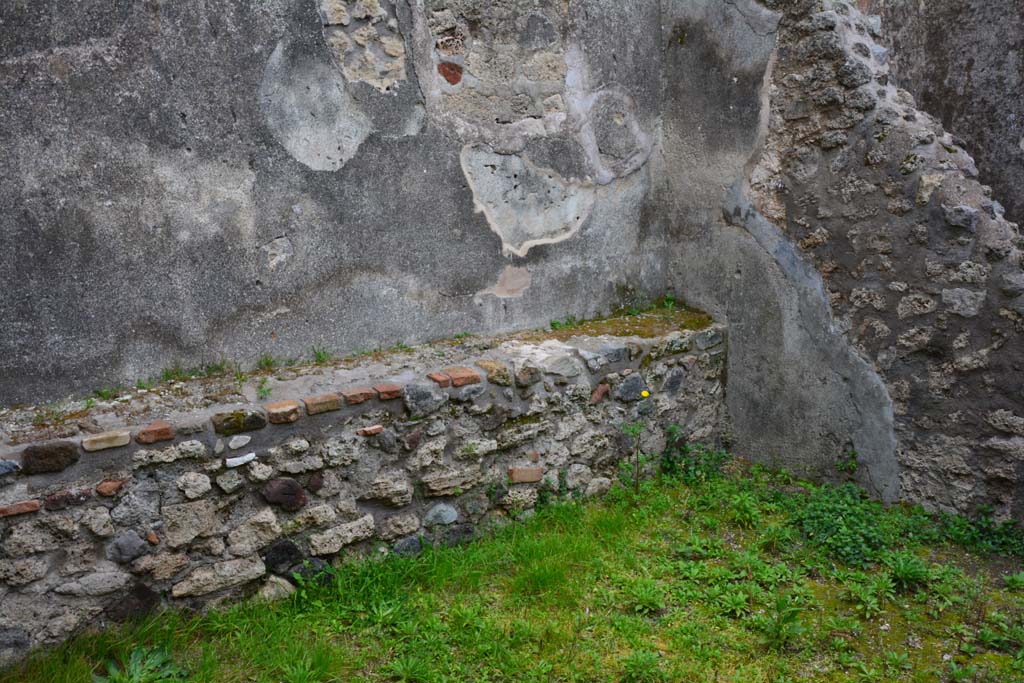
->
(461, 145, 596, 257)
(259, 39, 372, 171)
(475, 266, 531, 301)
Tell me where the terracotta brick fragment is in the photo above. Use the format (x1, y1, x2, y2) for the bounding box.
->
(82, 430, 132, 452)
(427, 372, 451, 388)
(265, 400, 302, 424)
(508, 467, 544, 484)
(437, 61, 463, 85)
(146, 531, 160, 545)
(373, 383, 404, 400)
(0, 499, 41, 518)
(443, 366, 482, 387)
(303, 393, 342, 415)
(357, 425, 385, 437)
(96, 479, 128, 497)
(341, 387, 377, 405)
(590, 383, 611, 404)
(136, 420, 174, 445)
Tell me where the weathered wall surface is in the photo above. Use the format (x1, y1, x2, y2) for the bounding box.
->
(748, 1, 1024, 518)
(2, 0, 1023, 522)
(656, 0, 899, 501)
(862, 0, 1024, 226)
(0, 0, 668, 405)
(0, 327, 726, 665)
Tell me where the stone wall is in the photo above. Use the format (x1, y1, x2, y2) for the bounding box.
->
(0, 326, 727, 665)
(746, 1, 1024, 518)
(861, 0, 1024, 226)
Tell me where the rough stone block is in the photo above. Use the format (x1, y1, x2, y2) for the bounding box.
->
(262, 478, 308, 512)
(43, 487, 92, 510)
(373, 383, 403, 400)
(211, 409, 267, 435)
(508, 467, 544, 484)
(82, 430, 131, 452)
(475, 360, 512, 386)
(171, 556, 266, 598)
(303, 393, 342, 415)
(341, 387, 377, 405)
(308, 514, 375, 555)
(136, 420, 174, 445)
(0, 500, 40, 518)
(265, 400, 302, 424)
(443, 366, 482, 387)
(20, 441, 79, 474)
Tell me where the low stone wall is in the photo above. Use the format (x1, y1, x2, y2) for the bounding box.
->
(0, 326, 727, 665)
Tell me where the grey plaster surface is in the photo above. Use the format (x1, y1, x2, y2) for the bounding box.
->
(865, 0, 1024, 225)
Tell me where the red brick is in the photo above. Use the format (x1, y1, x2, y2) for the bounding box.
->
(146, 531, 160, 545)
(341, 387, 377, 405)
(96, 479, 128, 497)
(357, 425, 385, 437)
(590, 383, 611, 405)
(427, 372, 451, 388)
(265, 400, 302, 424)
(0, 499, 40, 518)
(373, 383, 404, 401)
(136, 420, 174, 444)
(508, 467, 544, 484)
(437, 62, 463, 85)
(443, 366, 482, 387)
(303, 393, 342, 415)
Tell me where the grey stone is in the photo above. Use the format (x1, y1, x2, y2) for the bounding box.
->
(55, 570, 132, 597)
(212, 410, 267, 436)
(171, 556, 266, 598)
(227, 508, 281, 556)
(82, 507, 115, 537)
(454, 385, 487, 403)
(615, 374, 649, 402)
(392, 536, 423, 556)
(378, 513, 420, 541)
(360, 473, 413, 507)
(584, 477, 613, 498)
(177, 472, 212, 499)
(308, 514, 375, 556)
(404, 384, 449, 418)
(423, 503, 458, 527)
(0, 557, 50, 586)
(942, 289, 986, 317)
(162, 499, 219, 548)
(943, 204, 980, 231)
(216, 470, 245, 493)
(228, 435, 252, 450)
(0, 460, 18, 477)
(106, 531, 149, 564)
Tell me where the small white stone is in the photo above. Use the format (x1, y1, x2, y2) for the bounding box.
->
(228, 435, 252, 450)
(225, 452, 256, 468)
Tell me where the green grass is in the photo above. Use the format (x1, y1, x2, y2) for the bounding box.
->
(5, 459, 1024, 683)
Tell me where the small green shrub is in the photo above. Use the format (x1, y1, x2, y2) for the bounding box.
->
(883, 551, 931, 593)
(624, 578, 666, 616)
(620, 650, 668, 683)
(92, 646, 186, 683)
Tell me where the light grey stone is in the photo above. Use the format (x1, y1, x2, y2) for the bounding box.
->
(308, 514, 376, 556)
(423, 503, 458, 526)
(171, 556, 266, 598)
(177, 472, 212, 499)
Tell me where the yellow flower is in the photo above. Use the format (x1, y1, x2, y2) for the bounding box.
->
(641, 390, 650, 398)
